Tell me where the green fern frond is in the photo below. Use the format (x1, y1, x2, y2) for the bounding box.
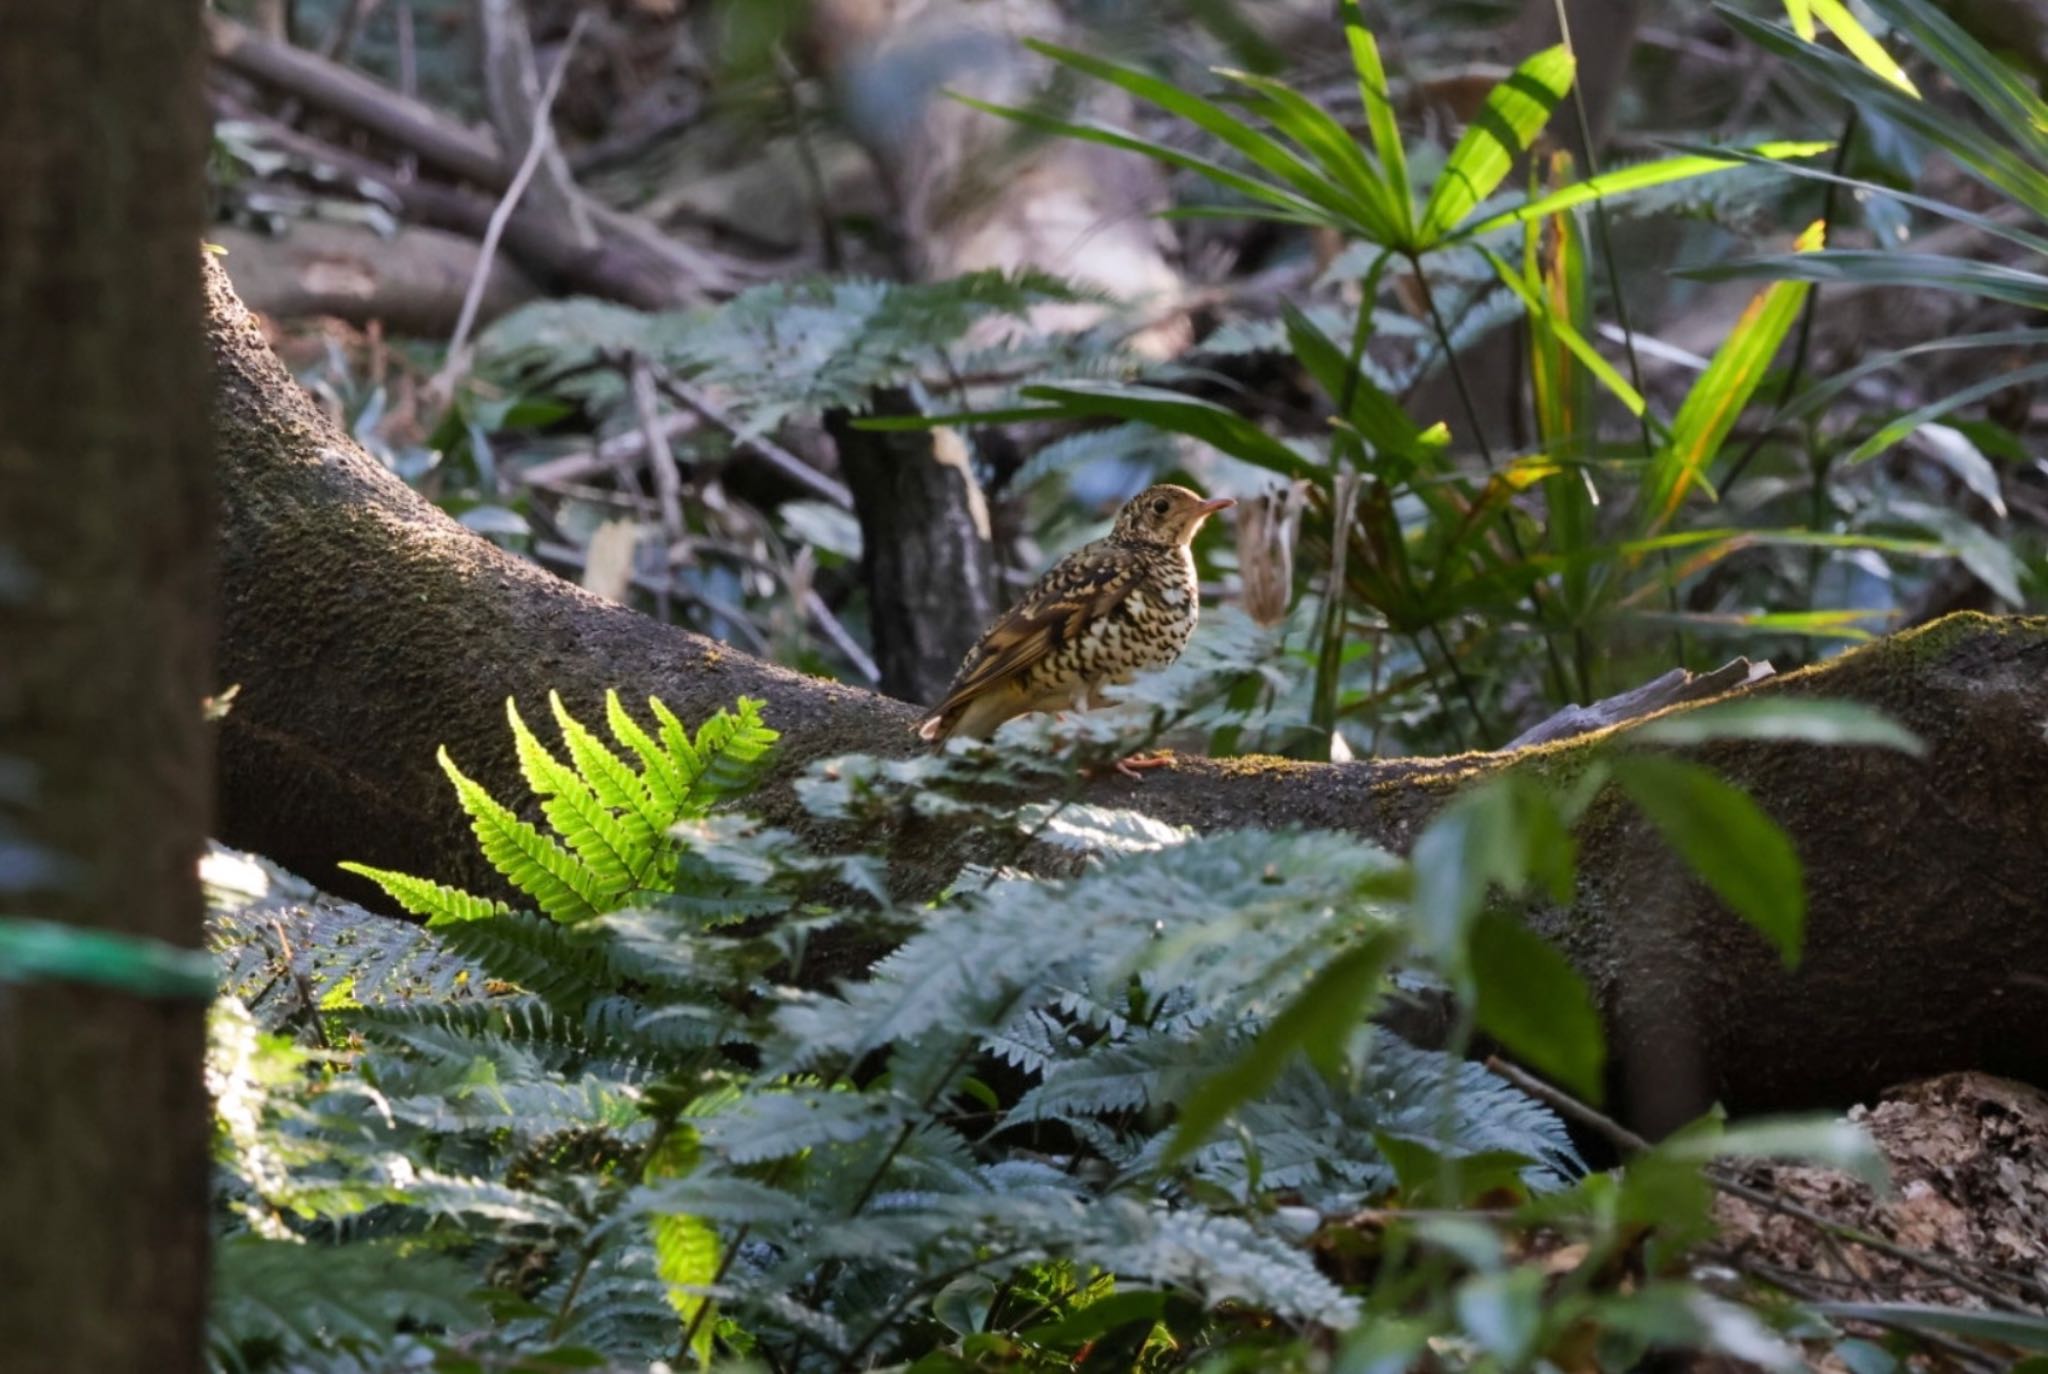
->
(210, 1235, 482, 1373)
(607, 689, 687, 817)
(646, 1126, 719, 1362)
(336, 862, 506, 926)
(424, 909, 615, 1014)
(647, 697, 702, 802)
(690, 697, 777, 806)
(439, 746, 605, 924)
(507, 699, 642, 903)
(647, 696, 778, 818)
(551, 690, 667, 857)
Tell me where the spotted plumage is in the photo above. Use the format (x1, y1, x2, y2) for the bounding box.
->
(917, 484, 1234, 744)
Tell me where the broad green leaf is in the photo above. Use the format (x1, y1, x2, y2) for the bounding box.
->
(1020, 382, 1322, 481)
(1163, 932, 1397, 1163)
(1660, 1114, 1888, 1187)
(1409, 777, 1574, 958)
(1419, 46, 1576, 243)
(933, 1275, 997, 1337)
(1456, 141, 1833, 241)
(1022, 1291, 1169, 1349)
(1634, 700, 1924, 755)
(1456, 1268, 1547, 1366)
(1482, 245, 1648, 417)
(1805, 0, 1919, 94)
(1613, 755, 1805, 966)
(1375, 1136, 1538, 1208)
(1891, 499, 2025, 605)
(1645, 220, 1823, 533)
(1468, 911, 1607, 1103)
(1343, 5, 1414, 236)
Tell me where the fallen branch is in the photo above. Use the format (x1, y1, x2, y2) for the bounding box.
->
(211, 219, 537, 333)
(433, 11, 588, 392)
(207, 13, 753, 306)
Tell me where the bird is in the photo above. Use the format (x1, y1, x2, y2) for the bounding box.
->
(916, 484, 1234, 769)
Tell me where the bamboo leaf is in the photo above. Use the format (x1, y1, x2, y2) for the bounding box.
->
(1343, 4, 1414, 236)
(1456, 142, 1833, 241)
(1613, 756, 1805, 967)
(1017, 40, 1399, 240)
(1469, 911, 1606, 1103)
(1418, 46, 1576, 244)
(1482, 246, 1648, 418)
(1806, 0, 1919, 95)
(1645, 221, 1824, 533)
(1021, 382, 1323, 481)
(1867, 0, 2048, 155)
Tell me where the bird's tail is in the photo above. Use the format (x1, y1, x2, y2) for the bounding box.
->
(914, 712, 949, 745)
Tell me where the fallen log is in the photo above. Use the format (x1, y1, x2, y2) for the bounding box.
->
(213, 219, 537, 332)
(205, 256, 2048, 1128)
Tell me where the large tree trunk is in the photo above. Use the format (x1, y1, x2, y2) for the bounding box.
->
(200, 258, 2048, 1131)
(0, 4, 216, 1369)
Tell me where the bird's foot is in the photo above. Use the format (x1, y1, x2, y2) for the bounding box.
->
(1084, 752, 1173, 782)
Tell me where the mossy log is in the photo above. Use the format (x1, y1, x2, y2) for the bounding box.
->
(208, 258, 2048, 1130)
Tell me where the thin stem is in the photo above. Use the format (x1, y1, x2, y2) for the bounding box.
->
(1407, 255, 1569, 724)
(1720, 106, 1862, 499)
(434, 12, 589, 394)
(1418, 627, 1484, 748)
(1548, 0, 1683, 672)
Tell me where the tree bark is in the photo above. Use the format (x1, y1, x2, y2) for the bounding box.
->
(0, 3, 216, 1369)
(830, 399, 1002, 705)
(203, 258, 2048, 1129)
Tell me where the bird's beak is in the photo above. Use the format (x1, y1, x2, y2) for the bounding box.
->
(1194, 497, 1236, 518)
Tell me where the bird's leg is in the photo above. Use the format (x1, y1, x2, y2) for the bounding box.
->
(1067, 689, 1172, 779)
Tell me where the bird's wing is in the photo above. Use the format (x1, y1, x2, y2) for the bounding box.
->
(924, 545, 1142, 724)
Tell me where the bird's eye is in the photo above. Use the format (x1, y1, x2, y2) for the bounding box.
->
(1151, 498, 1170, 516)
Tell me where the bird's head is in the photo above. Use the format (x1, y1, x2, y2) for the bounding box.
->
(1109, 484, 1235, 548)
